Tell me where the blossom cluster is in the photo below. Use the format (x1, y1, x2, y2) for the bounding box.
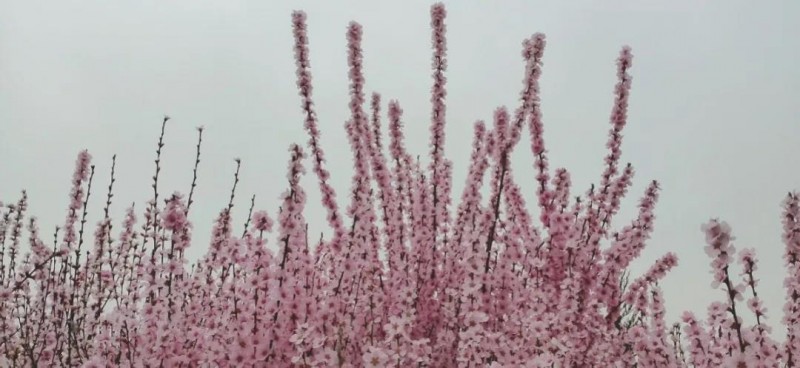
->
(1, 3, 798, 367)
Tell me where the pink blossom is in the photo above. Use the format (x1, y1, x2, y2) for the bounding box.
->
(363, 347, 391, 367)
(251, 210, 273, 232)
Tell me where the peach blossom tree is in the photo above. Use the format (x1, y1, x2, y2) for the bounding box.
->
(0, 3, 797, 367)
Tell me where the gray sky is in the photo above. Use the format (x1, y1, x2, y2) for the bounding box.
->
(2, 0, 799, 330)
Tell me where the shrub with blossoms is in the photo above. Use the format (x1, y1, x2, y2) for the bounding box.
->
(1, 3, 798, 367)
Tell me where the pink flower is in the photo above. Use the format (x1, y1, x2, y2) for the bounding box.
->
(465, 311, 489, 327)
(161, 208, 186, 231)
(363, 347, 390, 367)
(251, 210, 273, 232)
(723, 349, 757, 368)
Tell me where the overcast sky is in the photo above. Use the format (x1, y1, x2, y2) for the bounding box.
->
(1, 0, 799, 329)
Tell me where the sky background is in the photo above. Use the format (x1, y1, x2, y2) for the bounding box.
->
(1, 0, 799, 330)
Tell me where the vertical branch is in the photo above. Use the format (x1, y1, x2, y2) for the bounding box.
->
(429, 3, 448, 245)
(292, 10, 346, 246)
(186, 126, 204, 216)
(150, 116, 169, 258)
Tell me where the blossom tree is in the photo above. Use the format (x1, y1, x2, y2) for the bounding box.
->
(0, 3, 797, 367)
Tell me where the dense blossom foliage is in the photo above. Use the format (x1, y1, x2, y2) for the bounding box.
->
(1, 4, 798, 367)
